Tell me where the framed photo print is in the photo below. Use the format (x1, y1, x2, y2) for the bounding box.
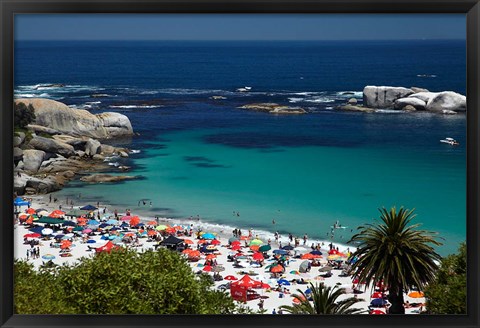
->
(1, 1, 479, 328)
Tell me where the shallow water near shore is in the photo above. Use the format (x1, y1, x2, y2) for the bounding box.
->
(15, 40, 466, 256)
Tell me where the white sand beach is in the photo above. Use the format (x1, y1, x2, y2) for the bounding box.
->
(14, 195, 425, 315)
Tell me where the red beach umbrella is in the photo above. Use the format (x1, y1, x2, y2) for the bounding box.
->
(224, 275, 238, 281)
(231, 245, 242, 251)
(372, 292, 384, 299)
(26, 208, 36, 214)
(146, 220, 157, 225)
(230, 240, 241, 246)
(203, 265, 213, 272)
(211, 239, 221, 245)
(183, 239, 194, 245)
(24, 233, 41, 238)
(370, 310, 386, 315)
(129, 216, 140, 226)
(252, 252, 264, 261)
(328, 249, 339, 255)
(205, 254, 217, 260)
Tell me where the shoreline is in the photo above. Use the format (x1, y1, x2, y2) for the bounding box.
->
(27, 193, 356, 255)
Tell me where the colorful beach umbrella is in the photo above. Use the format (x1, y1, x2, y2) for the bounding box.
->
(201, 233, 216, 240)
(42, 254, 55, 260)
(249, 239, 263, 246)
(370, 310, 386, 315)
(23, 233, 41, 238)
(259, 244, 271, 252)
(408, 291, 424, 298)
(183, 239, 194, 245)
(252, 252, 264, 261)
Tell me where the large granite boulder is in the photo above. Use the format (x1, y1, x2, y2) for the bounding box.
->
(96, 112, 134, 138)
(26, 124, 60, 135)
(363, 86, 414, 108)
(85, 138, 101, 156)
(22, 149, 46, 173)
(394, 97, 427, 110)
(15, 98, 134, 139)
(28, 136, 75, 158)
(13, 147, 23, 160)
(13, 136, 23, 147)
(425, 91, 466, 112)
(408, 92, 439, 103)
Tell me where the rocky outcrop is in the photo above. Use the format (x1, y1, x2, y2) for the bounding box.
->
(27, 124, 60, 135)
(363, 86, 414, 108)
(15, 98, 133, 139)
(425, 91, 466, 112)
(80, 174, 138, 183)
(363, 86, 466, 113)
(28, 136, 75, 158)
(85, 139, 101, 156)
(239, 103, 306, 114)
(336, 104, 374, 113)
(347, 98, 358, 105)
(13, 147, 23, 160)
(22, 150, 46, 173)
(96, 112, 134, 138)
(394, 97, 427, 111)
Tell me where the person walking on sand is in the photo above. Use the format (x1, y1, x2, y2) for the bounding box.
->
(303, 233, 308, 245)
(49, 194, 52, 203)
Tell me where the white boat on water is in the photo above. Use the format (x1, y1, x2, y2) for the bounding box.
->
(440, 137, 459, 146)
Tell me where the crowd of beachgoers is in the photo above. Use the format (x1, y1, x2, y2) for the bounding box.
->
(14, 195, 427, 314)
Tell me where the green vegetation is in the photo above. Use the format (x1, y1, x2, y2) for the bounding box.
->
(279, 283, 365, 314)
(15, 248, 251, 314)
(348, 207, 442, 314)
(424, 242, 466, 314)
(14, 102, 36, 129)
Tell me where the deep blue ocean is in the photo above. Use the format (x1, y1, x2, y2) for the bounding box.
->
(14, 40, 466, 256)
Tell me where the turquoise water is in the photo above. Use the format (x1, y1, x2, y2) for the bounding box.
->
(56, 124, 465, 256)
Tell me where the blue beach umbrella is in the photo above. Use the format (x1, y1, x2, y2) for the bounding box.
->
(99, 223, 108, 228)
(42, 254, 55, 260)
(80, 205, 97, 211)
(310, 250, 323, 255)
(54, 234, 65, 240)
(201, 233, 216, 240)
(29, 226, 44, 234)
(88, 219, 100, 226)
(87, 239, 96, 244)
(277, 279, 291, 286)
(106, 219, 119, 225)
(273, 249, 288, 255)
(370, 298, 387, 307)
(282, 245, 294, 251)
(62, 221, 76, 227)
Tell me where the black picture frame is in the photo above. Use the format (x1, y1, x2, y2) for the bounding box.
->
(1, 1, 479, 327)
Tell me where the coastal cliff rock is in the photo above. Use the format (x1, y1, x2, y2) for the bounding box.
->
(239, 103, 306, 114)
(394, 97, 427, 110)
(85, 139, 101, 156)
(408, 92, 439, 103)
(425, 91, 466, 112)
(15, 98, 134, 139)
(28, 136, 75, 158)
(80, 174, 138, 183)
(22, 150, 46, 173)
(363, 86, 414, 108)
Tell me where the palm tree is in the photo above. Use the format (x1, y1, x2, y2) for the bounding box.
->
(348, 207, 442, 314)
(279, 283, 365, 314)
